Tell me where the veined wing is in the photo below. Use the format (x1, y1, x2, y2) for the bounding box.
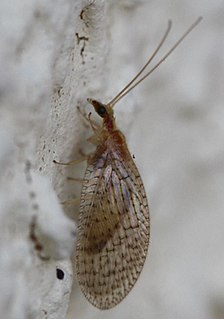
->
(76, 147, 150, 309)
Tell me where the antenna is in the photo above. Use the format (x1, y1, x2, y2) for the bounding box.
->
(107, 17, 202, 107)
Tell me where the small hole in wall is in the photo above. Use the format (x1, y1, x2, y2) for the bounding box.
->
(56, 268, 65, 280)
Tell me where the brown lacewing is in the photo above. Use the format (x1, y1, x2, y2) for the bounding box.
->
(75, 18, 202, 309)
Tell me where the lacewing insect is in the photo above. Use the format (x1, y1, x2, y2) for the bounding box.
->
(74, 17, 202, 309)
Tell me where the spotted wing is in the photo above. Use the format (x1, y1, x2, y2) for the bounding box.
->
(76, 147, 150, 309)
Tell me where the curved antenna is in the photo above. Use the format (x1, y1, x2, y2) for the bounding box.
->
(108, 17, 202, 107)
(108, 20, 172, 107)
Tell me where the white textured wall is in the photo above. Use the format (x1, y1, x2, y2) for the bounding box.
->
(0, 0, 106, 318)
(0, 0, 223, 319)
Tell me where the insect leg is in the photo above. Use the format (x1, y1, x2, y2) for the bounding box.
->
(60, 198, 79, 206)
(67, 177, 83, 183)
(53, 158, 87, 166)
(77, 106, 100, 129)
(77, 106, 101, 140)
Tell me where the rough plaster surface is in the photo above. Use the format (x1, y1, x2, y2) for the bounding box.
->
(0, 0, 223, 319)
(0, 0, 106, 318)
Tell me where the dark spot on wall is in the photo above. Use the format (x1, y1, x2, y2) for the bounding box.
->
(56, 268, 65, 280)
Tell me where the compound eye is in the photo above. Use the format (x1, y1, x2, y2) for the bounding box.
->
(97, 105, 106, 117)
(88, 99, 107, 118)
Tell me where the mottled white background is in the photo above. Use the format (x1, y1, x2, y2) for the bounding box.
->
(0, 0, 223, 318)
